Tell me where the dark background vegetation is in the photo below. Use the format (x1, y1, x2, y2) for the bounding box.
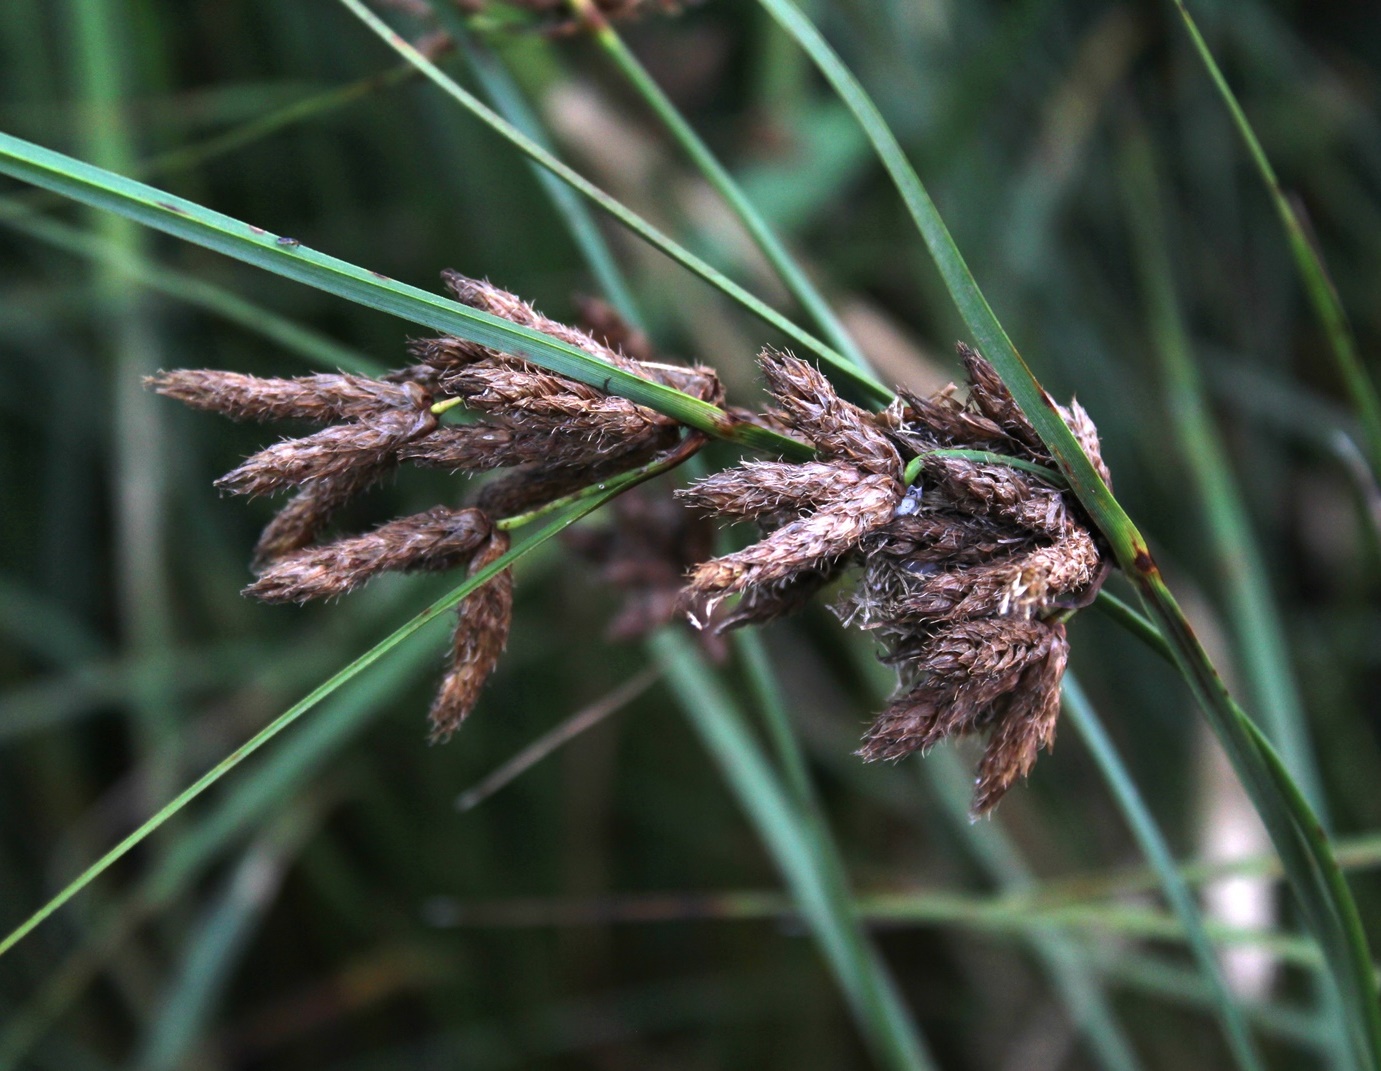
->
(2, 0, 1379, 1067)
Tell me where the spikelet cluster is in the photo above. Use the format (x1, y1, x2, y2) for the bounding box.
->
(680, 345, 1109, 813)
(149, 273, 716, 740)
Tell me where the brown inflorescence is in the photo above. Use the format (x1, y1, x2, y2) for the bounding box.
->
(148, 273, 715, 741)
(679, 344, 1110, 813)
(152, 279, 1110, 809)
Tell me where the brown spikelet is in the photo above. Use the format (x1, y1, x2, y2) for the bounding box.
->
(251, 465, 392, 570)
(858, 619, 1061, 757)
(246, 507, 493, 603)
(921, 456, 1075, 539)
(215, 409, 437, 497)
(441, 363, 674, 437)
(868, 528, 1103, 623)
(442, 272, 639, 373)
(865, 512, 1031, 567)
(146, 370, 429, 424)
(970, 623, 1068, 814)
(429, 531, 514, 742)
(889, 385, 1009, 450)
(713, 558, 848, 633)
(473, 431, 676, 518)
(957, 343, 1048, 457)
(682, 471, 899, 611)
(441, 273, 723, 400)
(1060, 398, 1113, 487)
(678, 460, 870, 522)
(405, 335, 493, 375)
(760, 350, 900, 474)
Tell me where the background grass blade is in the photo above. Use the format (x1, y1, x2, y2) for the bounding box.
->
(1118, 122, 1324, 814)
(567, 0, 871, 372)
(1169, 0, 1381, 479)
(436, 8, 642, 330)
(0, 210, 382, 374)
(1061, 674, 1264, 1071)
(920, 750, 1145, 1071)
(653, 628, 935, 1071)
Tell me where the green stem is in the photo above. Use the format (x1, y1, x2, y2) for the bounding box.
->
(902, 448, 1065, 488)
(1092, 589, 1174, 665)
(495, 433, 707, 531)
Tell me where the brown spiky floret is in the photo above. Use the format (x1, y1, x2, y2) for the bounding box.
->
(429, 531, 514, 742)
(214, 409, 438, 498)
(677, 349, 903, 625)
(680, 343, 1109, 813)
(146, 370, 429, 424)
(246, 507, 493, 603)
(860, 618, 1069, 813)
(250, 466, 392, 571)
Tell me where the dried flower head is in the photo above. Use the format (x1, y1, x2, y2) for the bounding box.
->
(149, 271, 713, 741)
(679, 344, 1110, 813)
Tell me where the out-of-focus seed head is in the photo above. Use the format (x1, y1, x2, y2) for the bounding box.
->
(564, 485, 718, 647)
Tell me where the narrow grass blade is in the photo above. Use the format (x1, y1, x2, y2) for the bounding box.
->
(132, 805, 322, 1071)
(0, 612, 440, 1066)
(2, 210, 382, 374)
(434, 879, 1324, 969)
(1169, 0, 1381, 479)
(334, 0, 890, 404)
(754, 4, 1381, 1062)
(72, 0, 180, 811)
(435, 7, 642, 329)
(0, 129, 808, 459)
(455, 668, 659, 812)
(0, 470, 648, 959)
(1118, 125, 1323, 814)
(732, 631, 816, 810)
(1097, 953, 1328, 1053)
(653, 628, 935, 1071)
(1062, 673, 1264, 1071)
(570, 0, 871, 372)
